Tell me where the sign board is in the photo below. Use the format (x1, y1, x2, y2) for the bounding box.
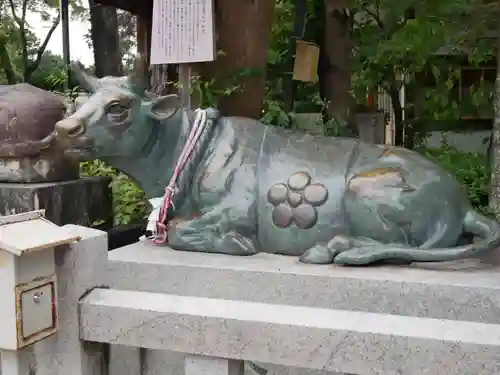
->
(150, 0, 216, 65)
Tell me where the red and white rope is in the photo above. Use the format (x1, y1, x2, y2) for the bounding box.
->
(152, 109, 208, 244)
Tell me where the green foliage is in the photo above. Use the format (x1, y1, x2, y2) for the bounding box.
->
(263, 0, 325, 125)
(188, 67, 263, 108)
(350, 0, 497, 139)
(0, 0, 85, 84)
(29, 52, 67, 90)
(418, 141, 493, 217)
(80, 160, 149, 225)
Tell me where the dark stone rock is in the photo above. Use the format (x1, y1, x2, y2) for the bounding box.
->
(0, 84, 66, 157)
(0, 83, 78, 182)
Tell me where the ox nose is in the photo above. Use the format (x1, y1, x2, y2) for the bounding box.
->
(55, 118, 85, 138)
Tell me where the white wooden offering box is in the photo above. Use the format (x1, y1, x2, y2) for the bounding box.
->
(0, 210, 80, 350)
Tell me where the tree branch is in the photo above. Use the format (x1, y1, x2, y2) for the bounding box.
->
(19, 0, 29, 74)
(24, 13, 61, 81)
(0, 32, 20, 84)
(8, 0, 29, 79)
(7, 0, 21, 24)
(361, 4, 384, 29)
(21, 0, 28, 22)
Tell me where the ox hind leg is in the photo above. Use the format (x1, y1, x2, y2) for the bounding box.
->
(299, 236, 413, 265)
(302, 146, 467, 266)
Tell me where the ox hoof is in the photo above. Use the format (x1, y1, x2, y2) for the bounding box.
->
(327, 235, 352, 252)
(300, 245, 334, 264)
(217, 231, 257, 256)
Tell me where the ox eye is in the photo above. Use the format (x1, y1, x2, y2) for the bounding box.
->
(106, 102, 130, 123)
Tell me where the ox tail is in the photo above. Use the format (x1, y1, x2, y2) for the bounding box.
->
(336, 210, 500, 265)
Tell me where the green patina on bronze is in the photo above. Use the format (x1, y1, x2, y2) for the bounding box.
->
(54, 61, 500, 266)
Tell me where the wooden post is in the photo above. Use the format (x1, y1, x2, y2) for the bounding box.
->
(179, 65, 191, 109)
(201, 0, 275, 118)
(136, 15, 151, 67)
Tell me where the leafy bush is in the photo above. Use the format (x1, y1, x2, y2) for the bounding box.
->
(80, 160, 149, 225)
(418, 143, 492, 216)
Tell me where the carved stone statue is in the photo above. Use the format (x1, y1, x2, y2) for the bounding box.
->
(54, 62, 500, 266)
(0, 84, 79, 182)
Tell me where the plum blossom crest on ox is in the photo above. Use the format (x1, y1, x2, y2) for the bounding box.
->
(54, 57, 182, 161)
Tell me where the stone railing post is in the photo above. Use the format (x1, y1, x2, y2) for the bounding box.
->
(34, 225, 108, 375)
(185, 356, 244, 375)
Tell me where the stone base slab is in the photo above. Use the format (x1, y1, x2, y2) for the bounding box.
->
(81, 288, 500, 375)
(107, 242, 500, 324)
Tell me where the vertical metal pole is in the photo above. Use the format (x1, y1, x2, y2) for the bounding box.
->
(60, 0, 71, 91)
(179, 64, 191, 109)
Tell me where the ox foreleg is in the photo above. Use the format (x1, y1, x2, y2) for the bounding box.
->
(299, 235, 354, 264)
(166, 210, 258, 256)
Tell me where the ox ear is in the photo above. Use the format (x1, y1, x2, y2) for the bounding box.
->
(148, 94, 181, 120)
(69, 62, 99, 93)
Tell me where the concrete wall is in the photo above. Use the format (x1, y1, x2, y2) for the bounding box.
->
(424, 130, 490, 154)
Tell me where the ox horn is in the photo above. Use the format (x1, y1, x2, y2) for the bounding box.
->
(69, 61, 100, 93)
(38, 130, 57, 150)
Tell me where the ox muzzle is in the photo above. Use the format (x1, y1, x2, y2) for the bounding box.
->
(55, 118, 94, 160)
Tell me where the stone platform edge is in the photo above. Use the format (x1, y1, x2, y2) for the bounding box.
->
(105, 242, 500, 324)
(80, 288, 500, 375)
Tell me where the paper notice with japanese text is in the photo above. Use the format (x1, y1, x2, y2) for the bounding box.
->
(150, 0, 215, 64)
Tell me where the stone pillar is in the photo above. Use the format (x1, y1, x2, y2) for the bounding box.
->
(0, 176, 113, 227)
(355, 112, 386, 144)
(185, 356, 244, 375)
(34, 225, 108, 375)
(0, 349, 33, 375)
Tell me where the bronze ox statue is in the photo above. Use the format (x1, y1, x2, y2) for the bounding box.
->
(54, 62, 500, 266)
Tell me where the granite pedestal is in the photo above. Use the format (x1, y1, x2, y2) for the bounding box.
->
(0, 176, 113, 227)
(98, 242, 500, 375)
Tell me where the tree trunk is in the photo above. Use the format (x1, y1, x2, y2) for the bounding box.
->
(489, 31, 500, 218)
(136, 15, 182, 97)
(201, 0, 275, 118)
(0, 33, 18, 84)
(88, 0, 121, 77)
(150, 64, 180, 96)
(321, 0, 352, 122)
